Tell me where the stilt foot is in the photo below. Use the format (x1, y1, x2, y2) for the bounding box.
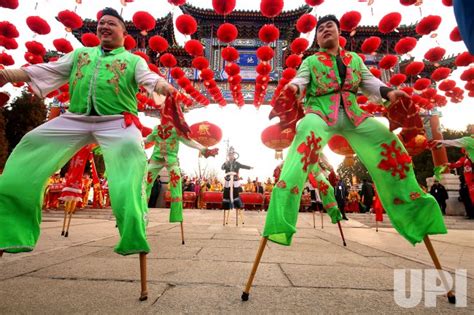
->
(139, 292, 148, 301)
(61, 231, 64, 236)
(182, 240, 185, 245)
(241, 292, 249, 301)
(343, 241, 347, 247)
(64, 232, 68, 237)
(0, 250, 3, 258)
(447, 291, 456, 304)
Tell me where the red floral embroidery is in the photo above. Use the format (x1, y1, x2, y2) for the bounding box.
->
(169, 170, 180, 187)
(291, 186, 299, 194)
(377, 140, 412, 179)
(340, 50, 353, 66)
(157, 124, 173, 140)
(276, 180, 287, 188)
(318, 180, 329, 196)
(410, 192, 421, 200)
(297, 131, 322, 172)
(317, 52, 334, 68)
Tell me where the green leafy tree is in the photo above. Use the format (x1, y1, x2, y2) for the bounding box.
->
(4, 89, 47, 154)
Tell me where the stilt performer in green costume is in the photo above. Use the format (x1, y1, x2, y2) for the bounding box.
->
(242, 15, 453, 303)
(0, 7, 175, 300)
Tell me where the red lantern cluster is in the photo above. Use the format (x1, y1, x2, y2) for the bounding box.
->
(190, 121, 222, 147)
(171, 66, 210, 106)
(200, 67, 226, 106)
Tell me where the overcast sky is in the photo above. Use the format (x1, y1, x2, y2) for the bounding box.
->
(1, 0, 473, 181)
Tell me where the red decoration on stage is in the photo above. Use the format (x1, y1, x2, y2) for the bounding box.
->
(378, 12, 402, 34)
(190, 121, 222, 147)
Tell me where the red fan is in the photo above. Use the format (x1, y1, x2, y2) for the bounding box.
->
(217, 23, 238, 43)
(424, 47, 446, 63)
(26, 16, 51, 35)
(159, 53, 177, 68)
(296, 14, 317, 34)
(259, 24, 279, 43)
(389, 73, 406, 86)
(290, 38, 309, 54)
(416, 15, 442, 35)
(149, 36, 168, 53)
(395, 37, 417, 55)
(124, 35, 136, 50)
(404, 61, 424, 76)
(81, 33, 100, 47)
(221, 47, 239, 62)
(133, 11, 156, 35)
(384, 95, 423, 142)
(378, 12, 401, 34)
(260, 0, 284, 18)
(340, 11, 361, 32)
(379, 55, 398, 69)
(431, 67, 451, 81)
(413, 78, 431, 90)
(57, 10, 83, 31)
(184, 39, 204, 56)
(176, 14, 197, 36)
(256, 46, 274, 61)
(361, 36, 381, 54)
(212, 0, 236, 15)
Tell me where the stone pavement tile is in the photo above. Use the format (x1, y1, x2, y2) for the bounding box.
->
(212, 233, 261, 241)
(341, 242, 393, 258)
(280, 264, 394, 290)
(0, 277, 166, 314)
(155, 238, 262, 250)
(0, 246, 105, 281)
(149, 231, 216, 240)
(147, 284, 470, 314)
(29, 257, 291, 287)
(91, 245, 202, 260)
(81, 236, 119, 247)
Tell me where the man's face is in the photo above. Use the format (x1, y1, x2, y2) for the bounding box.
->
(316, 20, 339, 49)
(97, 15, 126, 49)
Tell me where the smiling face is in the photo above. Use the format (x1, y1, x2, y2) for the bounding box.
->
(97, 15, 126, 50)
(316, 20, 340, 49)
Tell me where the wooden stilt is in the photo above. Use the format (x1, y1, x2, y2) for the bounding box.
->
(64, 200, 77, 238)
(180, 221, 185, 245)
(375, 220, 379, 232)
(423, 236, 456, 304)
(0, 250, 3, 258)
(226, 209, 230, 225)
(61, 208, 68, 236)
(240, 209, 244, 225)
(337, 221, 347, 247)
(236, 208, 239, 227)
(320, 210, 324, 229)
(223, 210, 226, 226)
(242, 237, 268, 301)
(312, 210, 316, 229)
(139, 253, 148, 301)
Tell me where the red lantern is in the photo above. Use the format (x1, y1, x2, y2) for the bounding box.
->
(57, 10, 83, 31)
(261, 124, 296, 159)
(192, 56, 209, 70)
(378, 12, 401, 34)
(442, 0, 453, 6)
(217, 23, 238, 43)
(282, 68, 297, 80)
(340, 11, 361, 32)
(124, 35, 136, 50)
(1, 37, 17, 50)
(339, 36, 347, 48)
(176, 14, 197, 36)
(184, 39, 203, 56)
(170, 67, 185, 79)
(438, 79, 456, 92)
(133, 51, 150, 63)
(168, 0, 186, 5)
(133, 11, 156, 35)
(256, 46, 274, 61)
(0, 21, 19, 38)
(361, 36, 381, 54)
(221, 47, 239, 62)
(24, 52, 43, 64)
(258, 24, 279, 43)
(260, 0, 284, 19)
(25, 41, 46, 56)
(404, 61, 424, 76)
(26, 16, 51, 35)
(460, 68, 474, 81)
(369, 67, 381, 79)
(212, 0, 236, 15)
(54, 38, 74, 53)
(0, 52, 14, 65)
(394, 37, 417, 55)
(200, 68, 214, 80)
(190, 121, 222, 147)
(81, 33, 100, 47)
(379, 55, 398, 69)
(400, 0, 416, 6)
(449, 27, 462, 42)
(296, 14, 317, 34)
(455, 52, 474, 67)
(0, 0, 18, 9)
(431, 67, 451, 81)
(224, 63, 240, 76)
(290, 38, 309, 54)
(328, 135, 355, 166)
(159, 53, 177, 68)
(305, 0, 324, 5)
(285, 54, 302, 68)
(149, 35, 168, 53)
(424, 47, 446, 63)
(414, 78, 431, 90)
(416, 15, 442, 35)
(389, 73, 406, 86)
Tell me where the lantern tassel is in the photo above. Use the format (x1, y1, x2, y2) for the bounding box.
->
(275, 150, 283, 160)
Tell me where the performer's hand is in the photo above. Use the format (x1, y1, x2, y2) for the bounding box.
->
(284, 83, 298, 95)
(155, 81, 176, 96)
(387, 90, 409, 103)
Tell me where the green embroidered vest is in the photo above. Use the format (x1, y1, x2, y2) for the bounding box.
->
(148, 124, 180, 164)
(68, 46, 140, 115)
(305, 50, 370, 126)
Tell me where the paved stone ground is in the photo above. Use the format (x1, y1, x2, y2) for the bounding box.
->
(1, 208, 472, 314)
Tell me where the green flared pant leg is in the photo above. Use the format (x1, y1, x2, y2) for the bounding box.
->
(97, 126, 150, 255)
(145, 162, 183, 223)
(340, 117, 447, 245)
(313, 172, 342, 223)
(0, 118, 91, 253)
(263, 114, 332, 245)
